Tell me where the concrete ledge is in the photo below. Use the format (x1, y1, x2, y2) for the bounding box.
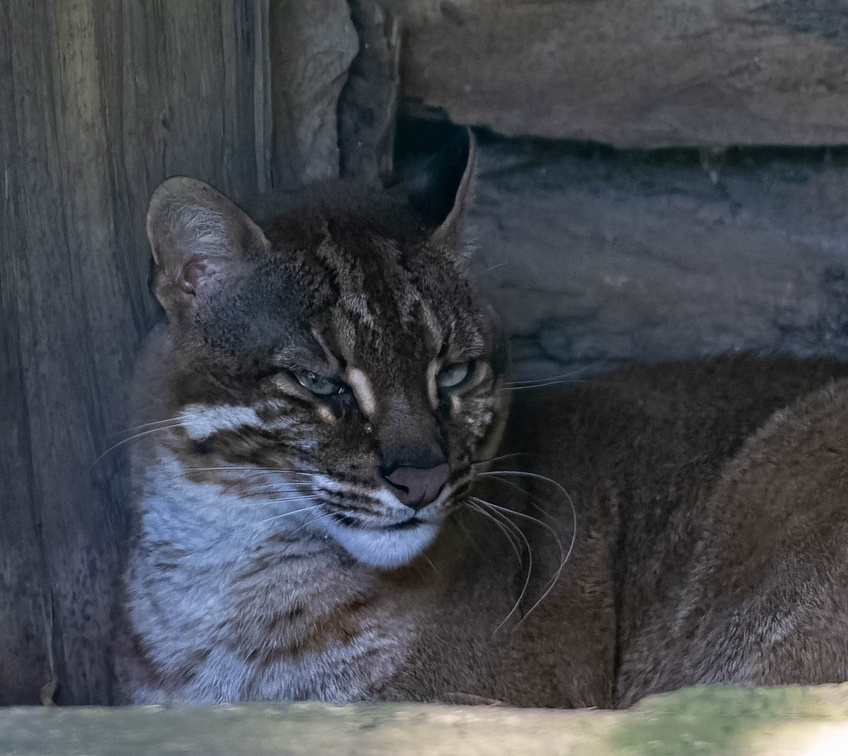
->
(3, 684, 848, 755)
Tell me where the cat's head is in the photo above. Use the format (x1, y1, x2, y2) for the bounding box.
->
(144, 129, 507, 568)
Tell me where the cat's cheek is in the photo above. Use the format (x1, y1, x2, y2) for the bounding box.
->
(323, 520, 441, 569)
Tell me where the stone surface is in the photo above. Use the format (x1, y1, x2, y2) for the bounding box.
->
(466, 136, 848, 380)
(338, 0, 401, 184)
(268, 0, 359, 188)
(386, 0, 848, 148)
(3, 685, 848, 755)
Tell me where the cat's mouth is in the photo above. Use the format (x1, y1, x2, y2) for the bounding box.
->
(322, 506, 443, 569)
(331, 513, 424, 531)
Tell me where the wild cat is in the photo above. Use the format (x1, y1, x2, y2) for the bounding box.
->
(116, 129, 848, 706)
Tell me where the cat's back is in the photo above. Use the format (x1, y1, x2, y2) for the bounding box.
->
(583, 357, 848, 705)
(501, 354, 848, 706)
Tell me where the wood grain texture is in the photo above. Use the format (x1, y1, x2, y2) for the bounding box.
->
(386, 0, 848, 148)
(0, 0, 267, 704)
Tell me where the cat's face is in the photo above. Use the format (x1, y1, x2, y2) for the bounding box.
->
(145, 132, 507, 568)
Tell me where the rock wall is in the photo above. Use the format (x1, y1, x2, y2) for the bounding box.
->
(466, 136, 848, 380)
(386, 0, 848, 148)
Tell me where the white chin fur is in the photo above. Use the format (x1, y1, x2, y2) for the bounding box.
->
(324, 519, 440, 569)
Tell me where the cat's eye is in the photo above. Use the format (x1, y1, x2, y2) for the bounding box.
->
(436, 361, 474, 390)
(295, 370, 344, 396)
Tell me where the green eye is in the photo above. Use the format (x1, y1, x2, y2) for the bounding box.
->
(296, 370, 342, 396)
(436, 361, 473, 390)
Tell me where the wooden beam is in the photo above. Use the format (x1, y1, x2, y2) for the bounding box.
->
(0, 0, 266, 704)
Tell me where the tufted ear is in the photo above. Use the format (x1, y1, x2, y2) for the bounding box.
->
(403, 126, 476, 248)
(146, 177, 270, 319)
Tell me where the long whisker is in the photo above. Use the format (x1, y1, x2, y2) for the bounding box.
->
(482, 474, 559, 527)
(477, 470, 578, 622)
(106, 417, 182, 439)
(256, 504, 321, 525)
(229, 495, 314, 508)
(420, 553, 438, 574)
(477, 470, 577, 561)
(465, 500, 522, 562)
(470, 497, 534, 634)
(182, 467, 316, 476)
(90, 423, 183, 469)
(471, 452, 528, 467)
(478, 499, 565, 562)
(225, 485, 309, 496)
(500, 378, 596, 392)
(505, 365, 594, 387)
(476, 496, 567, 621)
(477, 261, 510, 276)
(477, 470, 577, 522)
(280, 510, 337, 544)
(453, 512, 486, 557)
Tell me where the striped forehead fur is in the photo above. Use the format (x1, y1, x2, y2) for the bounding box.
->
(346, 368, 378, 418)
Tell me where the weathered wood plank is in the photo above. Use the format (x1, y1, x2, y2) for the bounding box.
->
(1, 0, 268, 705)
(387, 0, 848, 148)
(0, 1, 54, 709)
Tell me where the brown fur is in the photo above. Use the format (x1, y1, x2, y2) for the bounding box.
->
(118, 131, 848, 707)
(497, 355, 848, 706)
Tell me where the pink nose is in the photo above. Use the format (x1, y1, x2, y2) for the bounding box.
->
(383, 463, 450, 511)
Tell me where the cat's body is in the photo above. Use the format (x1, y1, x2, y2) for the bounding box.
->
(117, 132, 848, 707)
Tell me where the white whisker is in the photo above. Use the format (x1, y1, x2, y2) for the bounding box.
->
(477, 470, 578, 622)
(453, 512, 486, 557)
(228, 495, 313, 508)
(505, 365, 593, 387)
(471, 452, 527, 467)
(500, 378, 596, 392)
(107, 416, 182, 439)
(256, 504, 320, 525)
(182, 466, 316, 476)
(470, 496, 534, 634)
(465, 500, 522, 562)
(477, 261, 510, 276)
(483, 474, 559, 527)
(90, 423, 183, 468)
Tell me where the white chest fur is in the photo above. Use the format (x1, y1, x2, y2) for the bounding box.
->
(125, 450, 412, 703)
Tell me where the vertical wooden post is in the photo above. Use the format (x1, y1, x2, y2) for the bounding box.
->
(0, 0, 267, 704)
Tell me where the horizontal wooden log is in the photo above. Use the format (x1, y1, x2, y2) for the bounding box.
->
(3, 685, 848, 754)
(387, 0, 848, 148)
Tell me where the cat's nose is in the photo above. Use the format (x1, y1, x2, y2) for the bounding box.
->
(382, 463, 450, 511)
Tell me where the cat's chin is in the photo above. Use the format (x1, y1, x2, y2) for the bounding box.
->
(325, 519, 441, 569)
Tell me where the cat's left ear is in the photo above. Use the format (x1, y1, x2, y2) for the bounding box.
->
(405, 126, 477, 249)
(146, 177, 270, 318)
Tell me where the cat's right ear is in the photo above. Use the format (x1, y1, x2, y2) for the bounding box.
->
(146, 177, 269, 318)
